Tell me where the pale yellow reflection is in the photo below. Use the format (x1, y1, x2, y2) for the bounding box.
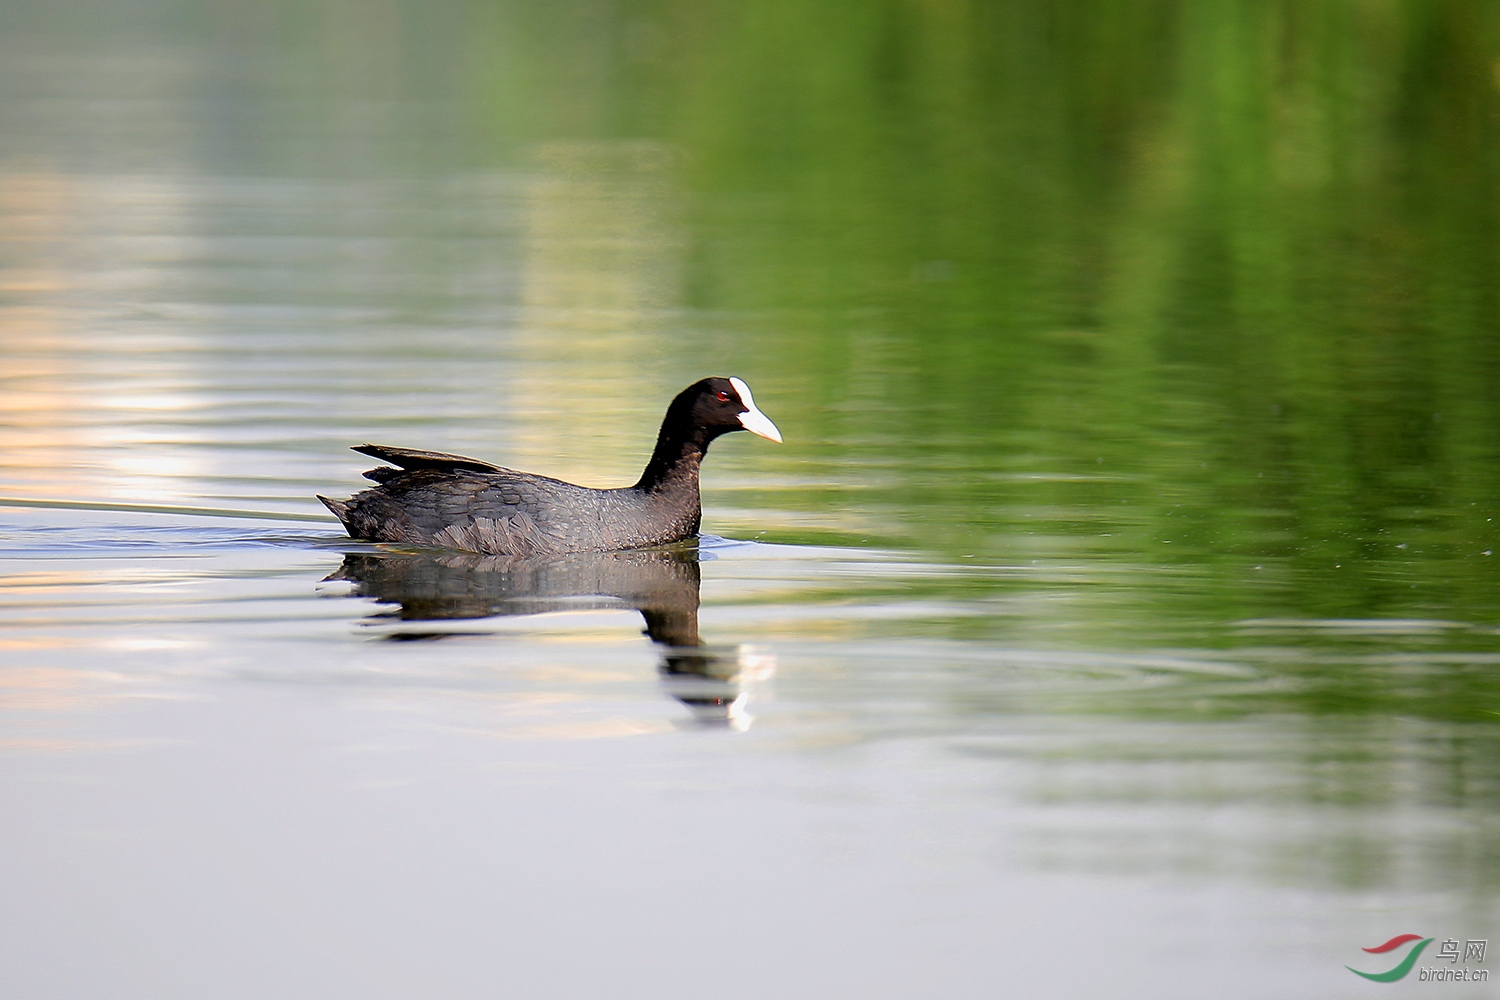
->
(481, 719, 675, 741)
(0, 666, 136, 713)
(514, 141, 687, 483)
(0, 165, 209, 503)
(0, 168, 84, 498)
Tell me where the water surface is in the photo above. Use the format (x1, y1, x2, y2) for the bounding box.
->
(2, 3, 1499, 997)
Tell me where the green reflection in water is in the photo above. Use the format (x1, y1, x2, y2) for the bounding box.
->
(421, 0, 1500, 618)
(4, 2, 1497, 613)
(450, 0, 1500, 837)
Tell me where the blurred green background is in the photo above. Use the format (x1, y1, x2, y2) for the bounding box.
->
(3, 0, 1500, 657)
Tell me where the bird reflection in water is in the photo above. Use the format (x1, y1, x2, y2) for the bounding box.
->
(327, 544, 772, 729)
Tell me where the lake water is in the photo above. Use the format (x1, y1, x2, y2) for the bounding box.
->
(2, 3, 1499, 997)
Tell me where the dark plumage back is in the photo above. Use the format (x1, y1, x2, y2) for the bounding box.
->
(318, 378, 781, 555)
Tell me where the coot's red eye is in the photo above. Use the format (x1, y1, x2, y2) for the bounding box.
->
(716, 391, 730, 402)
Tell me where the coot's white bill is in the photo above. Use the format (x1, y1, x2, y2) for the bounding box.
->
(730, 376, 783, 443)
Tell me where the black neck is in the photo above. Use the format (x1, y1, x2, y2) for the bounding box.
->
(635, 430, 711, 493)
(634, 398, 727, 493)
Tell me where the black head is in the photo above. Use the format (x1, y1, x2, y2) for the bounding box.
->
(666, 377, 783, 446)
(637, 377, 782, 492)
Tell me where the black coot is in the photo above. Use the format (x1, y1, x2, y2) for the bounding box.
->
(318, 376, 782, 555)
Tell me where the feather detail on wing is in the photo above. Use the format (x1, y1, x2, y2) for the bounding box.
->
(351, 444, 505, 474)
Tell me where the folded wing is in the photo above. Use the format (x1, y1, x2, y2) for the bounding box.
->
(352, 443, 504, 480)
